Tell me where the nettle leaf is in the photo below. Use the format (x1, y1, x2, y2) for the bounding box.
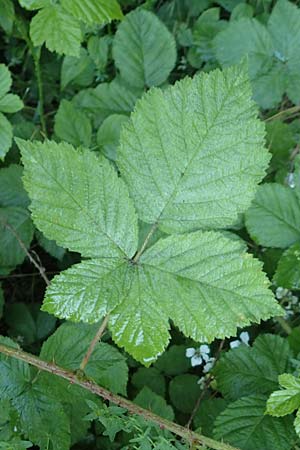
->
(266, 373, 300, 417)
(214, 334, 292, 400)
(61, 0, 123, 25)
(118, 62, 270, 233)
(19, 64, 282, 365)
(214, 0, 300, 108)
(41, 322, 128, 395)
(113, 9, 176, 89)
(245, 183, 300, 248)
(30, 4, 82, 56)
(54, 100, 92, 148)
(273, 243, 300, 290)
(0, 337, 70, 450)
(213, 394, 296, 450)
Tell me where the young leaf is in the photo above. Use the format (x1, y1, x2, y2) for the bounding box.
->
(113, 9, 176, 89)
(118, 62, 270, 233)
(245, 183, 300, 248)
(61, 0, 123, 25)
(213, 394, 295, 450)
(266, 374, 300, 417)
(30, 4, 82, 56)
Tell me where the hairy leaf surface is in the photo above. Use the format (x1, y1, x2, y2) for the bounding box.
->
(118, 63, 269, 233)
(18, 139, 138, 258)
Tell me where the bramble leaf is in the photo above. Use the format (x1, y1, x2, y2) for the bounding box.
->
(214, 394, 295, 450)
(266, 374, 300, 417)
(214, 0, 300, 108)
(245, 183, 300, 248)
(30, 4, 82, 56)
(41, 322, 128, 395)
(214, 334, 292, 400)
(61, 0, 123, 25)
(20, 64, 282, 365)
(18, 139, 138, 258)
(118, 62, 270, 233)
(113, 9, 176, 89)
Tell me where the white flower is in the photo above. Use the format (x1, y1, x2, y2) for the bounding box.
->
(203, 357, 216, 373)
(275, 287, 289, 300)
(186, 344, 211, 367)
(197, 376, 206, 389)
(230, 331, 250, 349)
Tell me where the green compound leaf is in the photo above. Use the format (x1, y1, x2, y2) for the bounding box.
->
(41, 322, 128, 395)
(113, 9, 176, 89)
(214, 394, 296, 450)
(61, 0, 123, 25)
(266, 373, 300, 417)
(18, 139, 138, 259)
(214, 334, 292, 400)
(245, 183, 300, 248)
(118, 62, 270, 233)
(30, 4, 82, 56)
(214, 0, 300, 108)
(43, 230, 281, 365)
(20, 65, 281, 365)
